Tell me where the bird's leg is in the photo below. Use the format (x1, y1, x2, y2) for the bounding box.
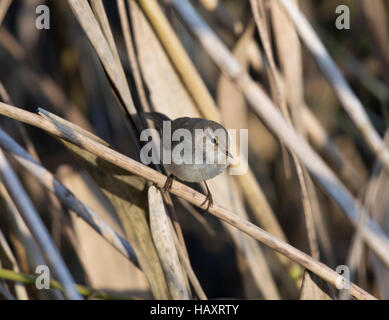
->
(163, 174, 175, 193)
(200, 181, 213, 212)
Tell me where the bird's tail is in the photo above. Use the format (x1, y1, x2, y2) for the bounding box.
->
(143, 112, 172, 131)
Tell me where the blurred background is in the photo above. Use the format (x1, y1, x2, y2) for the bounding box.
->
(0, 0, 388, 300)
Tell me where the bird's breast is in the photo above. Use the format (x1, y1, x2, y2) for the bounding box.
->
(164, 162, 228, 182)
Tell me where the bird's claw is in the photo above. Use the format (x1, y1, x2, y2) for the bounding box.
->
(163, 174, 175, 193)
(200, 191, 213, 212)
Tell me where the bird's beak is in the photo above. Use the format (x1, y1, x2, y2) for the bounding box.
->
(226, 150, 234, 159)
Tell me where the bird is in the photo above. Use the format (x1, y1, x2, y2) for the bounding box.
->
(143, 112, 233, 210)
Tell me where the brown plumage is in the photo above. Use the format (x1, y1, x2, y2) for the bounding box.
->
(144, 112, 233, 210)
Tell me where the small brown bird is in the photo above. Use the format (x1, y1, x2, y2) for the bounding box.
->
(144, 112, 233, 210)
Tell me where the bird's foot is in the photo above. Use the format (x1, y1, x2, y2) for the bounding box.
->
(200, 181, 213, 212)
(163, 174, 175, 193)
(200, 192, 213, 212)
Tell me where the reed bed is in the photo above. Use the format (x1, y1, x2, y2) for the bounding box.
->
(0, 0, 388, 300)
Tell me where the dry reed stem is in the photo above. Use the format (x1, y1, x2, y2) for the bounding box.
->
(126, 1, 192, 263)
(341, 149, 387, 299)
(270, 0, 325, 262)
(170, 223, 207, 300)
(38, 108, 107, 146)
(132, 0, 286, 297)
(215, 22, 294, 296)
(301, 104, 365, 194)
(114, 0, 191, 263)
(300, 270, 332, 300)
(220, 25, 364, 194)
(0, 183, 48, 272)
(69, 1, 184, 299)
(136, 0, 220, 121)
(136, 0, 288, 250)
(0, 81, 40, 161)
(225, 179, 281, 299)
(166, 0, 389, 270)
(0, 125, 139, 267)
(251, 0, 319, 260)
(176, 197, 216, 236)
(67, 0, 140, 149)
(0, 228, 28, 299)
(0, 102, 375, 300)
(118, 0, 150, 113)
(359, 0, 389, 87)
(250, 0, 292, 180)
(279, 0, 389, 175)
(0, 147, 81, 299)
(90, 0, 191, 267)
(319, 29, 389, 105)
(148, 186, 191, 299)
(118, 5, 205, 293)
(59, 132, 171, 299)
(90, 0, 128, 85)
(67, 0, 135, 117)
(0, 268, 135, 300)
(77, 3, 193, 298)
(0, 82, 71, 255)
(0, 28, 94, 132)
(233, 6, 373, 195)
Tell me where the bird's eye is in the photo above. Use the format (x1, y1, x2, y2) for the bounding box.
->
(211, 137, 217, 144)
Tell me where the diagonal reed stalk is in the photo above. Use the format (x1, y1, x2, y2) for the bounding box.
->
(0, 125, 139, 267)
(279, 0, 389, 174)
(0, 146, 81, 300)
(0, 268, 135, 300)
(135, 0, 294, 279)
(0, 101, 376, 300)
(165, 0, 389, 271)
